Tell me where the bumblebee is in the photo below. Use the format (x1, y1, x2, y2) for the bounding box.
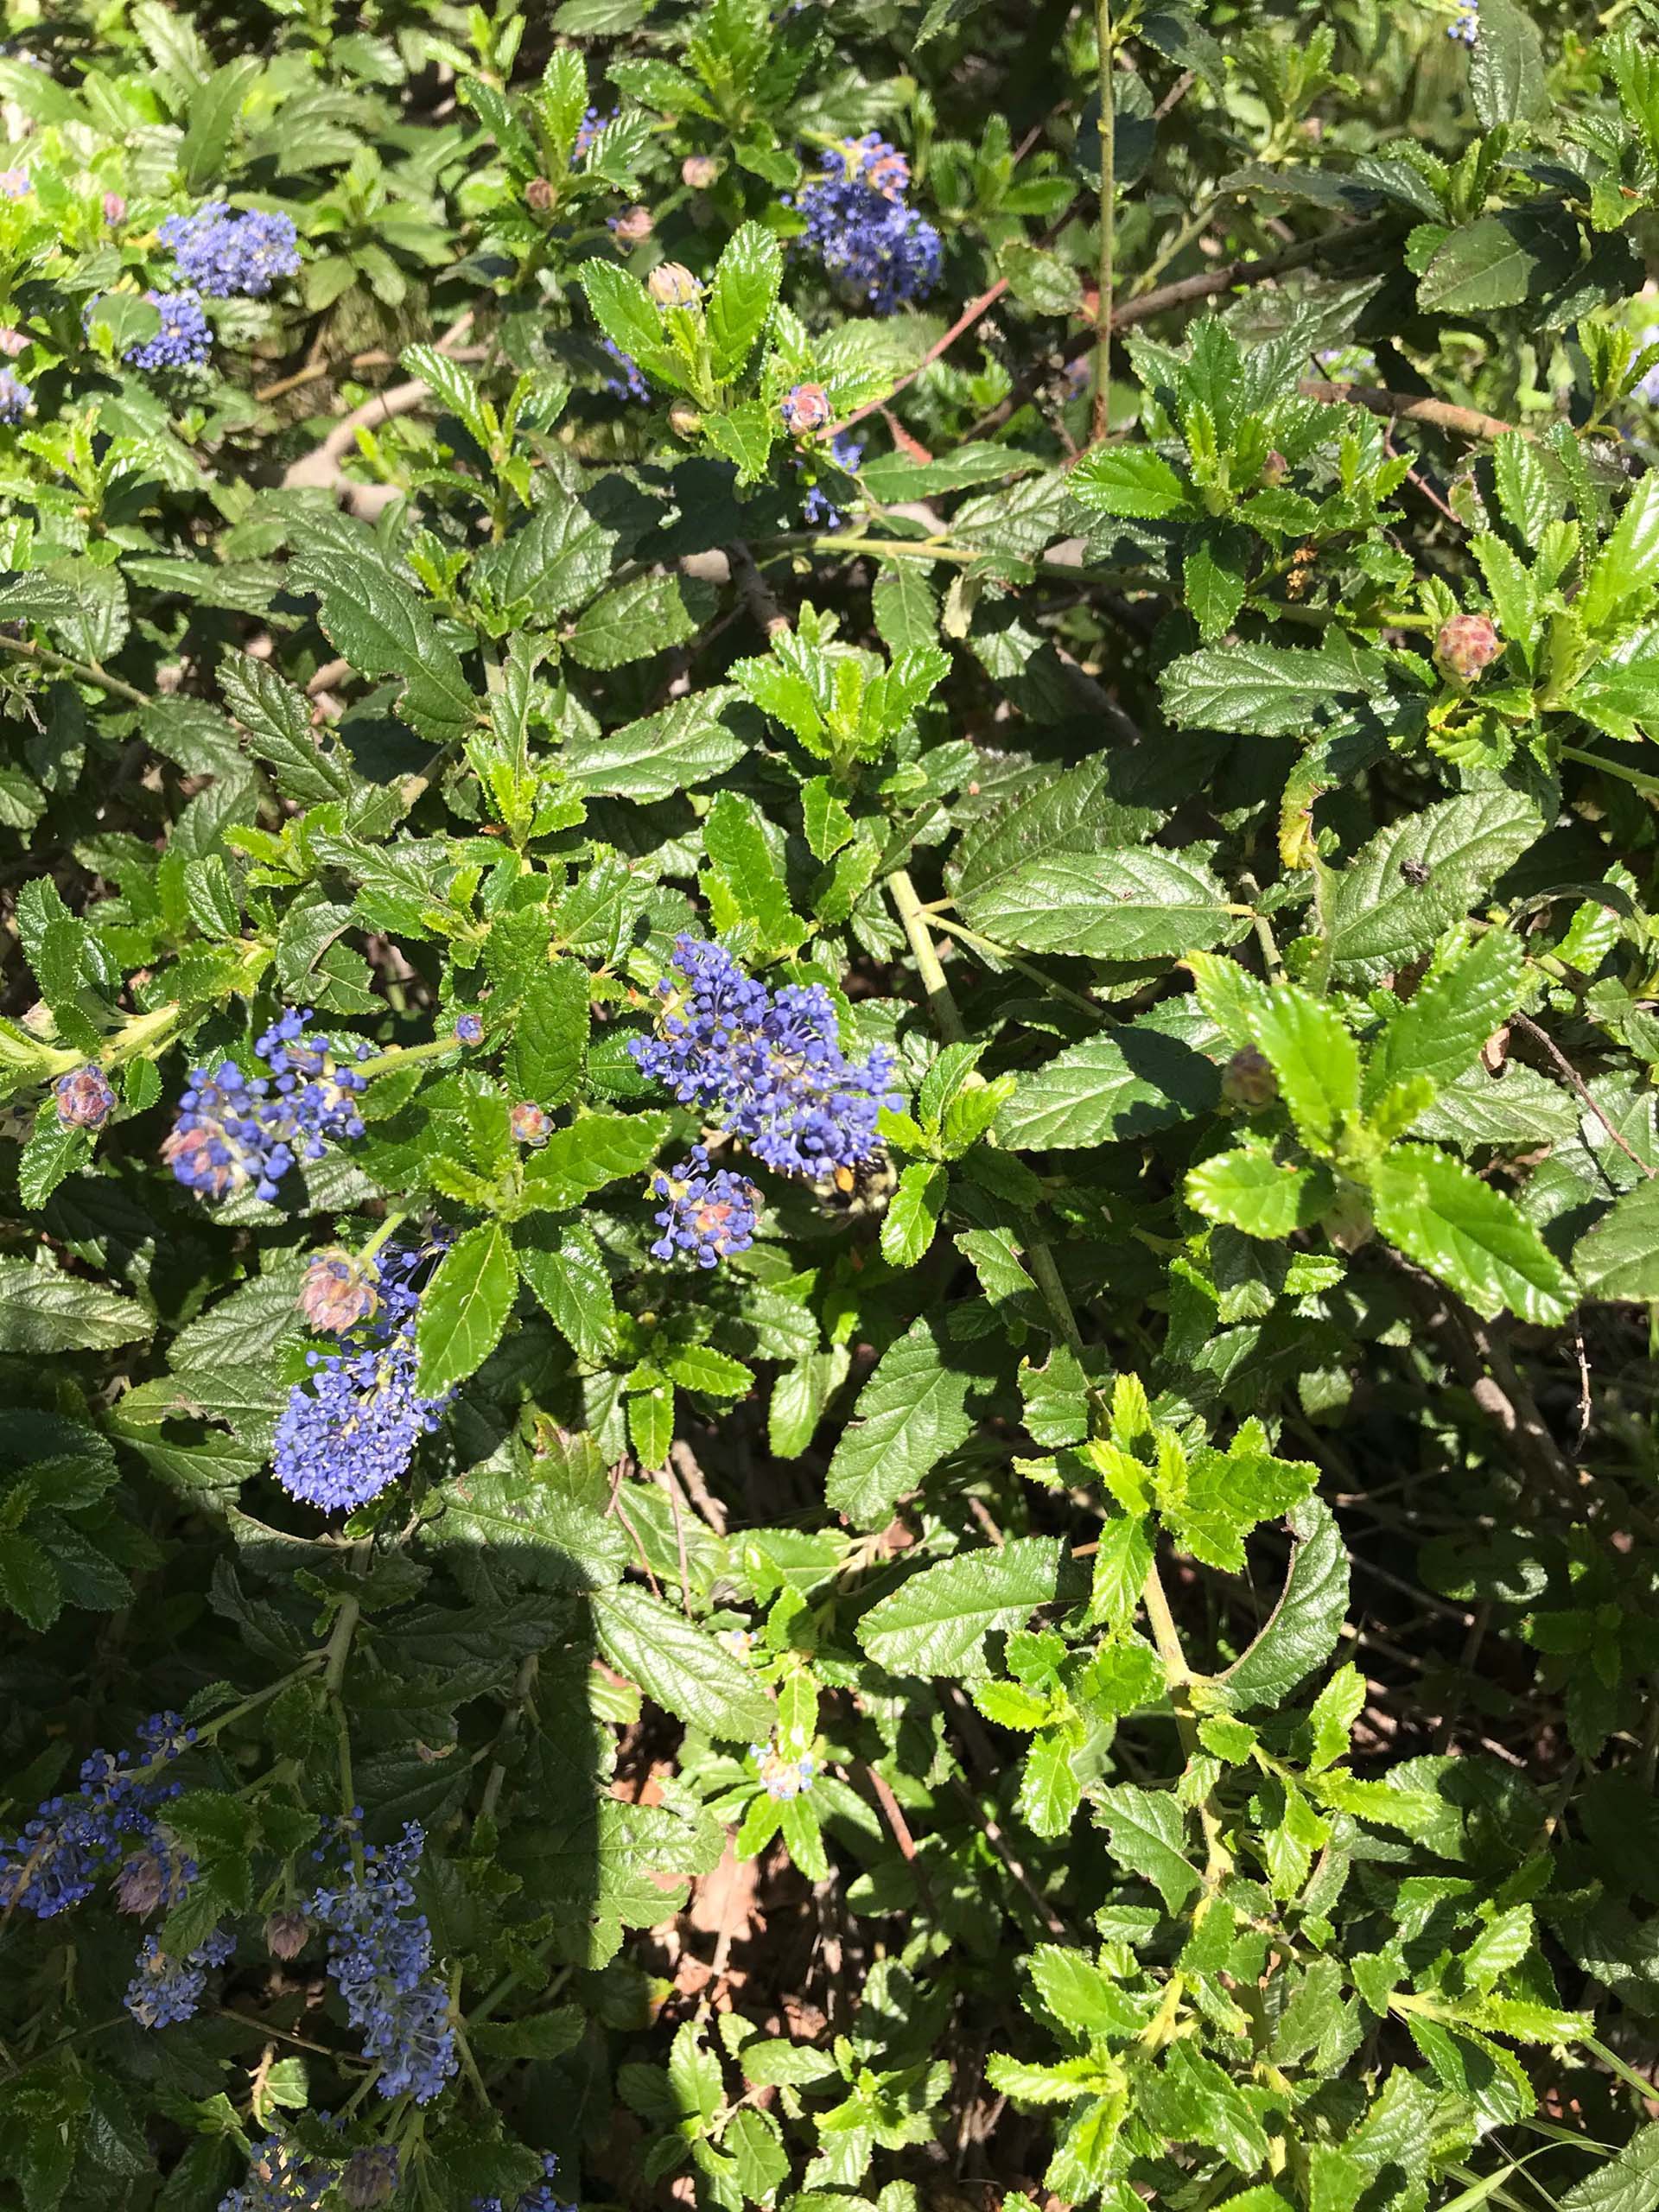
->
(811, 1150, 899, 1219)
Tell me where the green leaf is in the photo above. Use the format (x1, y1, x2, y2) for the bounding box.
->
(703, 790, 798, 949)
(1069, 445, 1190, 519)
(568, 570, 714, 671)
(1223, 1497, 1350, 1709)
(0, 1259, 149, 1354)
(967, 848, 1243, 963)
(871, 565, 940, 655)
(594, 1584, 776, 1738)
(1019, 1728, 1084, 1838)
(1186, 1147, 1319, 1240)
(506, 960, 589, 1108)
(1364, 928, 1525, 1108)
(1416, 209, 1579, 315)
(578, 259, 664, 368)
(856, 1537, 1061, 1677)
(1095, 1783, 1200, 1914)
(996, 1003, 1220, 1150)
(824, 1317, 976, 1527)
(0, 1529, 63, 1630)
(726, 2107, 790, 2206)
(181, 56, 259, 188)
(879, 1163, 946, 1268)
(707, 222, 783, 381)
(514, 1220, 617, 1360)
(519, 1111, 670, 1210)
(1184, 523, 1251, 644)
(1325, 789, 1542, 982)
(662, 1343, 753, 1398)
(1574, 1181, 1659, 1303)
(564, 688, 748, 803)
(952, 755, 1160, 922)
(289, 516, 476, 750)
(1560, 2125, 1659, 2212)
(1373, 1144, 1576, 1323)
(1245, 985, 1359, 1154)
(1027, 1945, 1153, 2038)
(700, 399, 778, 485)
(1160, 638, 1388, 736)
(415, 1223, 518, 1395)
(1580, 476, 1659, 634)
(1089, 1516, 1153, 1637)
(1468, 0, 1548, 129)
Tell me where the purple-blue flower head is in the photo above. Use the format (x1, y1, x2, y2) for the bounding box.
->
(793, 135, 940, 314)
(474, 2154, 575, 2212)
(600, 336, 648, 401)
(455, 1012, 484, 1046)
(163, 1061, 291, 1202)
(631, 937, 900, 1178)
(651, 1146, 760, 1268)
(274, 1244, 452, 1512)
(160, 202, 301, 297)
(127, 289, 213, 371)
(0, 368, 29, 424)
(0, 1714, 194, 1921)
(124, 1924, 233, 2027)
(801, 431, 864, 529)
(308, 1822, 457, 2104)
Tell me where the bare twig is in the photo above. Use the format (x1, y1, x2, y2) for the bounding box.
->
(1510, 1010, 1655, 1178)
(1299, 378, 1521, 442)
(281, 310, 479, 512)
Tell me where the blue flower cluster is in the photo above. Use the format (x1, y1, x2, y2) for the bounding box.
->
(124, 1924, 234, 2027)
(0, 167, 30, 200)
(793, 134, 941, 313)
(159, 202, 301, 296)
(600, 335, 648, 401)
(274, 1243, 452, 1512)
(1448, 1, 1478, 40)
(127, 289, 213, 371)
(474, 2153, 575, 2212)
(308, 1823, 457, 2104)
(752, 1738, 817, 1801)
(632, 936, 899, 1181)
(1638, 323, 1659, 407)
(0, 1713, 193, 1920)
(165, 1010, 370, 1204)
(651, 1146, 760, 1268)
(801, 431, 864, 529)
(0, 367, 29, 424)
(218, 2138, 332, 2212)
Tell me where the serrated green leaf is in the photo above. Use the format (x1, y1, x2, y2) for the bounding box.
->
(1224, 1497, 1350, 1709)
(594, 1584, 776, 1738)
(1373, 1144, 1575, 1324)
(825, 1317, 976, 1527)
(415, 1223, 518, 1395)
(1186, 1147, 1319, 1239)
(856, 1537, 1061, 1677)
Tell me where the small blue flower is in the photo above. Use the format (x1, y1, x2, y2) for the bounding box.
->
(455, 1012, 484, 1046)
(0, 168, 31, 200)
(1634, 321, 1659, 407)
(127, 289, 213, 371)
(0, 367, 29, 424)
(308, 1822, 458, 2104)
(124, 1924, 234, 2028)
(750, 1738, 817, 1800)
(631, 936, 900, 1179)
(792, 135, 940, 314)
(651, 1145, 760, 1268)
(159, 202, 301, 297)
(1447, 1, 1478, 39)
(572, 105, 613, 164)
(163, 1061, 292, 1201)
(801, 431, 864, 529)
(274, 1243, 452, 1512)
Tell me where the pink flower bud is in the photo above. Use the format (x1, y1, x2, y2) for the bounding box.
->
(1219, 1046, 1278, 1112)
(646, 261, 701, 308)
(669, 403, 702, 438)
(681, 155, 719, 189)
(780, 382, 832, 435)
(524, 177, 554, 212)
(610, 204, 653, 245)
(102, 191, 126, 225)
(298, 1247, 380, 1333)
(510, 1101, 551, 1146)
(54, 1065, 117, 1130)
(0, 327, 28, 359)
(264, 1909, 310, 1960)
(1435, 613, 1501, 683)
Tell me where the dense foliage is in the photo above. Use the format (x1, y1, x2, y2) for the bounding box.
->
(5, 1, 1659, 2208)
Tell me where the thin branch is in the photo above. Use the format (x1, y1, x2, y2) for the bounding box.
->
(833, 277, 1011, 438)
(1510, 1010, 1655, 1178)
(1092, 0, 1116, 443)
(1299, 378, 1522, 442)
(0, 636, 152, 709)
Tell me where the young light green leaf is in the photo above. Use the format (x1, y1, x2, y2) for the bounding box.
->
(1186, 1147, 1320, 1240)
(1372, 1144, 1576, 1324)
(414, 1223, 517, 1399)
(1244, 985, 1359, 1154)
